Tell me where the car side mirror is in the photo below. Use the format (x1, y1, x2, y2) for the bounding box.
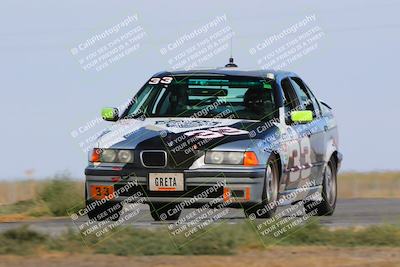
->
(101, 107, 119, 122)
(290, 110, 313, 123)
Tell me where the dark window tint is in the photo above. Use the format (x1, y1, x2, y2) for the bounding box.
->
(290, 77, 321, 117)
(124, 76, 277, 121)
(281, 78, 299, 112)
(304, 83, 321, 117)
(289, 78, 313, 111)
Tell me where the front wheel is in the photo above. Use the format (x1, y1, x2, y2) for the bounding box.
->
(304, 157, 337, 216)
(244, 155, 279, 219)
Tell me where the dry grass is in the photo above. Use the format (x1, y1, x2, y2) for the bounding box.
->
(338, 172, 400, 198)
(1, 247, 400, 267)
(0, 180, 44, 205)
(0, 172, 399, 205)
(2, 222, 400, 255)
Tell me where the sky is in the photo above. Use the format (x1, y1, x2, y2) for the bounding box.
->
(0, 0, 399, 179)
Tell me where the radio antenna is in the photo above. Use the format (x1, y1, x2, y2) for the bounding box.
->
(230, 37, 233, 58)
(225, 36, 238, 68)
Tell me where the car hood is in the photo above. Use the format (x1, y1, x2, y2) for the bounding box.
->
(97, 117, 251, 147)
(94, 117, 281, 167)
(96, 117, 278, 164)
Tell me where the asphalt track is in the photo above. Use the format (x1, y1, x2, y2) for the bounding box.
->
(1, 198, 399, 235)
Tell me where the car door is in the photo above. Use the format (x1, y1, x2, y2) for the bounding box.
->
(278, 77, 304, 190)
(289, 77, 326, 187)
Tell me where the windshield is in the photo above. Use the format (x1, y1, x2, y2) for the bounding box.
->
(124, 75, 277, 121)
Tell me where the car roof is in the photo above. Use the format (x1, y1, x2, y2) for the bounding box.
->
(152, 67, 297, 80)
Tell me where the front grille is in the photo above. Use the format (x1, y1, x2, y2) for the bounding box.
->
(114, 184, 223, 198)
(140, 151, 167, 167)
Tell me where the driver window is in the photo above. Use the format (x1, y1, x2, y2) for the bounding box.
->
(289, 78, 314, 112)
(281, 78, 299, 114)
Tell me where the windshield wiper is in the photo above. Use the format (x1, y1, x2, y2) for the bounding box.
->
(124, 111, 146, 120)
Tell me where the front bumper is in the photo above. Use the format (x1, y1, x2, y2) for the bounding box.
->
(85, 167, 266, 208)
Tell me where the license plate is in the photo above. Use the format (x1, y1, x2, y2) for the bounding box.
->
(149, 173, 184, 191)
(90, 185, 114, 200)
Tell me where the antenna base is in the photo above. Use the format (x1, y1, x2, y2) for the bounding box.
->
(225, 57, 238, 68)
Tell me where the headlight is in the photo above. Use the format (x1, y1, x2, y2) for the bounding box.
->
(205, 151, 259, 165)
(208, 151, 225, 164)
(118, 150, 134, 163)
(226, 152, 244, 164)
(101, 149, 117, 162)
(90, 148, 134, 163)
(205, 151, 244, 165)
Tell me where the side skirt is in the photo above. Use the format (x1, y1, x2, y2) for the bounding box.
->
(277, 185, 323, 206)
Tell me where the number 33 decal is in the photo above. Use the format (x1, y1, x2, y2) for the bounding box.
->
(149, 77, 173, 84)
(185, 126, 249, 139)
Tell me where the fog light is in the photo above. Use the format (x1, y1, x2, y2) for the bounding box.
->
(223, 187, 250, 202)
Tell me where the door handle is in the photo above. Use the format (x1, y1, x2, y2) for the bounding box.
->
(324, 126, 329, 132)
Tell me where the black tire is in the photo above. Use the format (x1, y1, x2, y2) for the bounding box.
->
(149, 203, 182, 221)
(304, 157, 337, 216)
(244, 154, 279, 219)
(86, 201, 123, 221)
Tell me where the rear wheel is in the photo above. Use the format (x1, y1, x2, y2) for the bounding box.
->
(304, 157, 337, 216)
(149, 203, 182, 221)
(244, 155, 279, 219)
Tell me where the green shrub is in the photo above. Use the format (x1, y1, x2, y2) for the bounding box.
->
(39, 178, 84, 216)
(46, 228, 86, 253)
(2, 222, 400, 256)
(92, 225, 250, 256)
(0, 200, 36, 215)
(0, 226, 47, 255)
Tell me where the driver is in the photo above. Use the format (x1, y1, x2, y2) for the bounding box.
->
(244, 87, 274, 115)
